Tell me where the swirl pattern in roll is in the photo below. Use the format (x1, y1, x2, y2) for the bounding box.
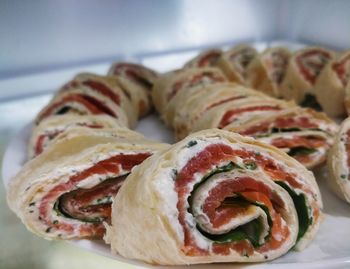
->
(7, 128, 168, 239)
(106, 129, 322, 265)
(108, 62, 159, 101)
(217, 44, 258, 84)
(246, 47, 291, 98)
(281, 47, 334, 107)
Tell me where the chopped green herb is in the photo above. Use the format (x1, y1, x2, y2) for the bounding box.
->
(341, 174, 347, 179)
(187, 140, 198, 148)
(45, 227, 52, 233)
(171, 169, 178, 180)
(29, 210, 34, 213)
(29, 202, 35, 207)
(244, 162, 257, 170)
(53, 220, 59, 225)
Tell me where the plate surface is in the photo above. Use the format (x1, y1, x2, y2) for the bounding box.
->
(2, 115, 350, 269)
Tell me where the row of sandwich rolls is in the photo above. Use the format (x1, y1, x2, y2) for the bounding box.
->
(185, 44, 350, 117)
(6, 44, 350, 265)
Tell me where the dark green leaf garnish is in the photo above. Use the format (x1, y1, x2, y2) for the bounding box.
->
(271, 127, 302, 133)
(300, 94, 322, 111)
(244, 162, 257, 170)
(276, 181, 311, 242)
(56, 106, 71, 115)
(288, 147, 317, 156)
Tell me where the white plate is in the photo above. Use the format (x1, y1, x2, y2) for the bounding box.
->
(3, 115, 350, 269)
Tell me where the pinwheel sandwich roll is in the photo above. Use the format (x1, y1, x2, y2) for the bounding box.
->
(28, 114, 123, 158)
(106, 129, 322, 265)
(7, 128, 168, 239)
(281, 47, 334, 107)
(35, 73, 133, 127)
(346, 83, 350, 116)
(191, 97, 296, 134)
(184, 49, 223, 68)
(108, 62, 159, 99)
(217, 44, 258, 84)
(63, 73, 140, 124)
(152, 67, 228, 116)
(327, 116, 350, 203)
(111, 75, 152, 118)
(171, 83, 269, 140)
(246, 47, 291, 98)
(315, 51, 350, 117)
(226, 107, 338, 169)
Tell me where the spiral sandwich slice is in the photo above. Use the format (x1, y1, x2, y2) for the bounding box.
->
(246, 47, 291, 98)
(153, 69, 338, 169)
(152, 67, 228, 115)
(7, 129, 168, 239)
(171, 83, 269, 139)
(281, 47, 334, 107)
(106, 129, 322, 265)
(218, 44, 258, 84)
(184, 49, 223, 68)
(108, 62, 159, 97)
(36, 73, 134, 126)
(227, 107, 337, 168)
(327, 117, 350, 203)
(28, 114, 123, 158)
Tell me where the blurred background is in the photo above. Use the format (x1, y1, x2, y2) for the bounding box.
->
(1, 0, 350, 268)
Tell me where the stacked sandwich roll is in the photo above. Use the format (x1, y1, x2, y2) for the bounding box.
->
(281, 47, 335, 109)
(327, 116, 350, 203)
(8, 128, 167, 239)
(7, 63, 170, 239)
(106, 129, 323, 265)
(30, 64, 160, 160)
(108, 62, 159, 105)
(28, 114, 121, 158)
(186, 44, 350, 117)
(35, 72, 153, 127)
(153, 67, 338, 169)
